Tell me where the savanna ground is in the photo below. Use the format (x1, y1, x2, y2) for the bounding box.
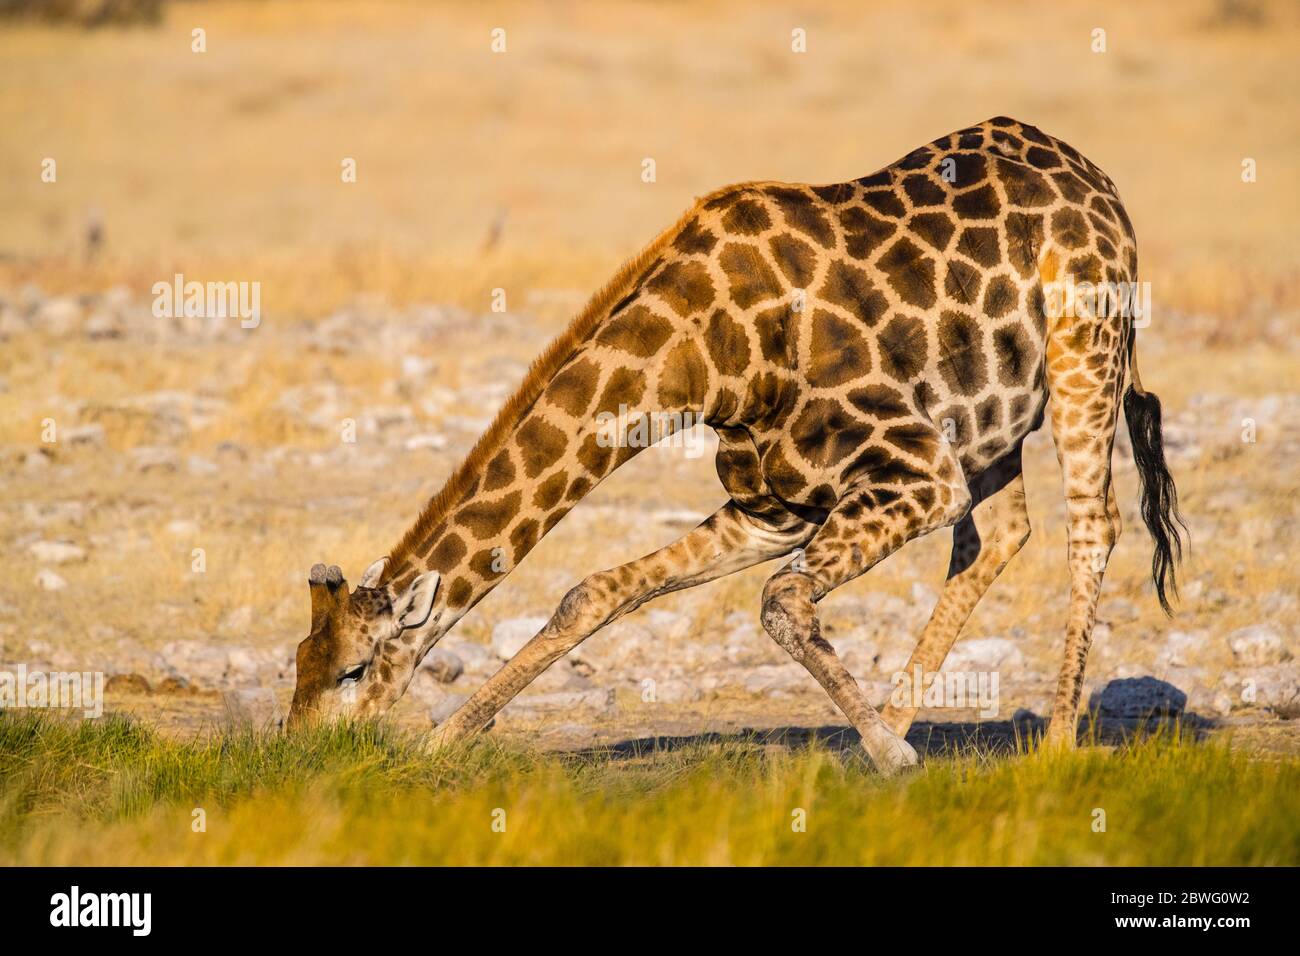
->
(0, 0, 1297, 865)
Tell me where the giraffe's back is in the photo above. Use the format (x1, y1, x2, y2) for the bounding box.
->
(599, 117, 1137, 519)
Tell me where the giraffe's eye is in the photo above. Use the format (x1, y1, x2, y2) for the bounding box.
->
(338, 663, 367, 685)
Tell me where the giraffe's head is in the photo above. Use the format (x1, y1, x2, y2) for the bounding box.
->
(286, 560, 441, 727)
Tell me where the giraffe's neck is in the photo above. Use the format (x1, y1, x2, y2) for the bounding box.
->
(380, 323, 707, 652)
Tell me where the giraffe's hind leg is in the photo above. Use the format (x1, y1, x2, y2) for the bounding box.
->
(759, 456, 973, 775)
(1043, 355, 1125, 746)
(879, 448, 1031, 737)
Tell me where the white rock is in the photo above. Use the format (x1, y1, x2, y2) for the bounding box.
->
(218, 605, 256, 636)
(221, 688, 283, 731)
(490, 617, 549, 659)
(1155, 630, 1201, 670)
(644, 609, 692, 640)
(1221, 664, 1300, 715)
(35, 569, 68, 591)
(507, 689, 616, 714)
(28, 540, 86, 564)
(187, 456, 219, 476)
(429, 692, 469, 724)
(63, 424, 106, 448)
(400, 355, 435, 379)
(131, 446, 181, 473)
(910, 582, 938, 608)
(419, 647, 464, 683)
(650, 509, 708, 528)
(403, 433, 448, 451)
(160, 640, 231, 687)
(645, 677, 702, 704)
(22, 450, 52, 470)
(943, 637, 1024, 672)
(37, 296, 82, 332)
(442, 639, 492, 664)
(1229, 625, 1292, 667)
(742, 664, 809, 696)
(225, 646, 271, 682)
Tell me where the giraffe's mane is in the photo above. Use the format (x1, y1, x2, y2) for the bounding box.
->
(382, 184, 754, 582)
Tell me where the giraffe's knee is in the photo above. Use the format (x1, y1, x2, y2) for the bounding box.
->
(544, 574, 615, 644)
(1008, 513, 1032, 555)
(1106, 491, 1122, 545)
(760, 571, 818, 661)
(1067, 498, 1119, 575)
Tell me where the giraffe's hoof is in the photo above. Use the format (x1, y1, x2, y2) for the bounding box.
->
(1042, 716, 1079, 750)
(1042, 728, 1078, 751)
(867, 731, 920, 776)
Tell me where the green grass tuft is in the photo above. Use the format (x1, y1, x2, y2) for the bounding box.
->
(2, 712, 1297, 865)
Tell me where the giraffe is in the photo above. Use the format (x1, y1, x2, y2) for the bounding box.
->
(288, 116, 1185, 773)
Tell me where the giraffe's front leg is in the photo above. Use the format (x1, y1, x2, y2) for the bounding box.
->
(760, 471, 973, 775)
(425, 503, 815, 750)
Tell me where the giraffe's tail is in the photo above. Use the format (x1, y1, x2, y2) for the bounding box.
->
(1122, 330, 1187, 616)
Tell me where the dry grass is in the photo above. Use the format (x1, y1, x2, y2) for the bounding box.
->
(1, 0, 1297, 315)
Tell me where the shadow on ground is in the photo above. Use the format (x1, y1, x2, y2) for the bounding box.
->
(575, 711, 1215, 763)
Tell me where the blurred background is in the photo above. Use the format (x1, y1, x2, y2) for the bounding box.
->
(0, 1, 1296, 740)
(2, 0, 1297, 318)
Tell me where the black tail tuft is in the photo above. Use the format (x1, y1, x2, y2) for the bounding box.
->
(1123, 385, 1188, 615)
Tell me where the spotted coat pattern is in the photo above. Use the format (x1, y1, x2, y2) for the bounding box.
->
(290, 118, 1141, 769)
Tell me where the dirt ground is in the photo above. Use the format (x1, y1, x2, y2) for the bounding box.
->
(1, 0, 1297, 755)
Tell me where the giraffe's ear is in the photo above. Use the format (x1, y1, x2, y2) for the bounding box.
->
(394, 571, 440, 632)
(359, 557, 388, 588)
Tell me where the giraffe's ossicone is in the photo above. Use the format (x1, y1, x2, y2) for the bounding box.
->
(288, 117, 1185, 773)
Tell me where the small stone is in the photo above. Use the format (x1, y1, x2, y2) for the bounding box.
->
(650, 509, 708, 528)
(23, 449, 52, 471)
(156, 676, 193, 696)
(1229, 625, 1292, 667)
(187, 456, 219, 476)
(28, 540, 87, 564)
(1088, 676, 1187, 719)
(131, 446, 180, 473)
(221, 688, 283, 731)
(645, 678, 701, 704)
(63, 424, 106, 448)
(35, 569, 68, 591)
(491, 617, 548, 659)
(943, 637, 1024, 672)
(403, 433, 448, 451)
(85, 312, 124, 339)
(218, 606, 256, 636)
(429, 692, 469, 725)
(910, 582, 938, 608)
(105, 673, 152, 694)
(508, 689, 616, 715)
(420, 648, 464, 684)
(742, 664, 809, 696)
(1155, 630, 1201, 670)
